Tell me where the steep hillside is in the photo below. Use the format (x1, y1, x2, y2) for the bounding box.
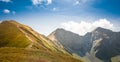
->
(0, 21, 30, 48)
(0, 20, 62, 51)
(0, 20, 82, 62)
(0, 47, 82, 62)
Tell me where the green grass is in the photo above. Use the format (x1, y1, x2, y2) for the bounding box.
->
(0, 21, 31, 48)
(0, 47, 82, 62)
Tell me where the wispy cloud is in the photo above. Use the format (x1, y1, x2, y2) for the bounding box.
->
(61, 19, 114, 35)
(0, 0, 11, 3)
(74, 0, 94, 5)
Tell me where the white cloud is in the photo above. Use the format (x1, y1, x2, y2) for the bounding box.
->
(31, 0, 52, 6)
(47, 0, 52, 5)
(31, 0, 42, 5)
(61, 19, 114, 35)
(3, 9, 10, 14)
(3, 9, 16, 15)
(0, 0, 11, 3)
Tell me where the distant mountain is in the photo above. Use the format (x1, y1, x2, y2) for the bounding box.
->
(48, 28, 93, 56)
(48, 28, 82, 55)
(0, 20, 82, 62)
(48, 27, 120, 62)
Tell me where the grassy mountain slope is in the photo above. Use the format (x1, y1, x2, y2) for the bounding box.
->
(0, 21, 30, 48)
(0, 47, 81, 62)
(0, 20, 82, 62)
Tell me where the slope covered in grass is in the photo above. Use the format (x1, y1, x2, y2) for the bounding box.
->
(0, 21, 31, 48)
(0, 20, 59, 51)
(0, 47, 82, 62)
(0, 20, 82, 62)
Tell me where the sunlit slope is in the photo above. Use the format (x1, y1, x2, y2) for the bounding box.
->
(0, 20, 82, 62)
(0, 20, 57, 50)
(0, 47, 82, 62)
(0, 21, 30, 48)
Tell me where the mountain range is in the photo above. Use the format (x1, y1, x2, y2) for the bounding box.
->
(0, 20, 120, 62)
(48, 27, 120, 62)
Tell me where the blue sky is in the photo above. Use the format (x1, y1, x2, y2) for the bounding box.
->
(0, 0, 120, 35)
